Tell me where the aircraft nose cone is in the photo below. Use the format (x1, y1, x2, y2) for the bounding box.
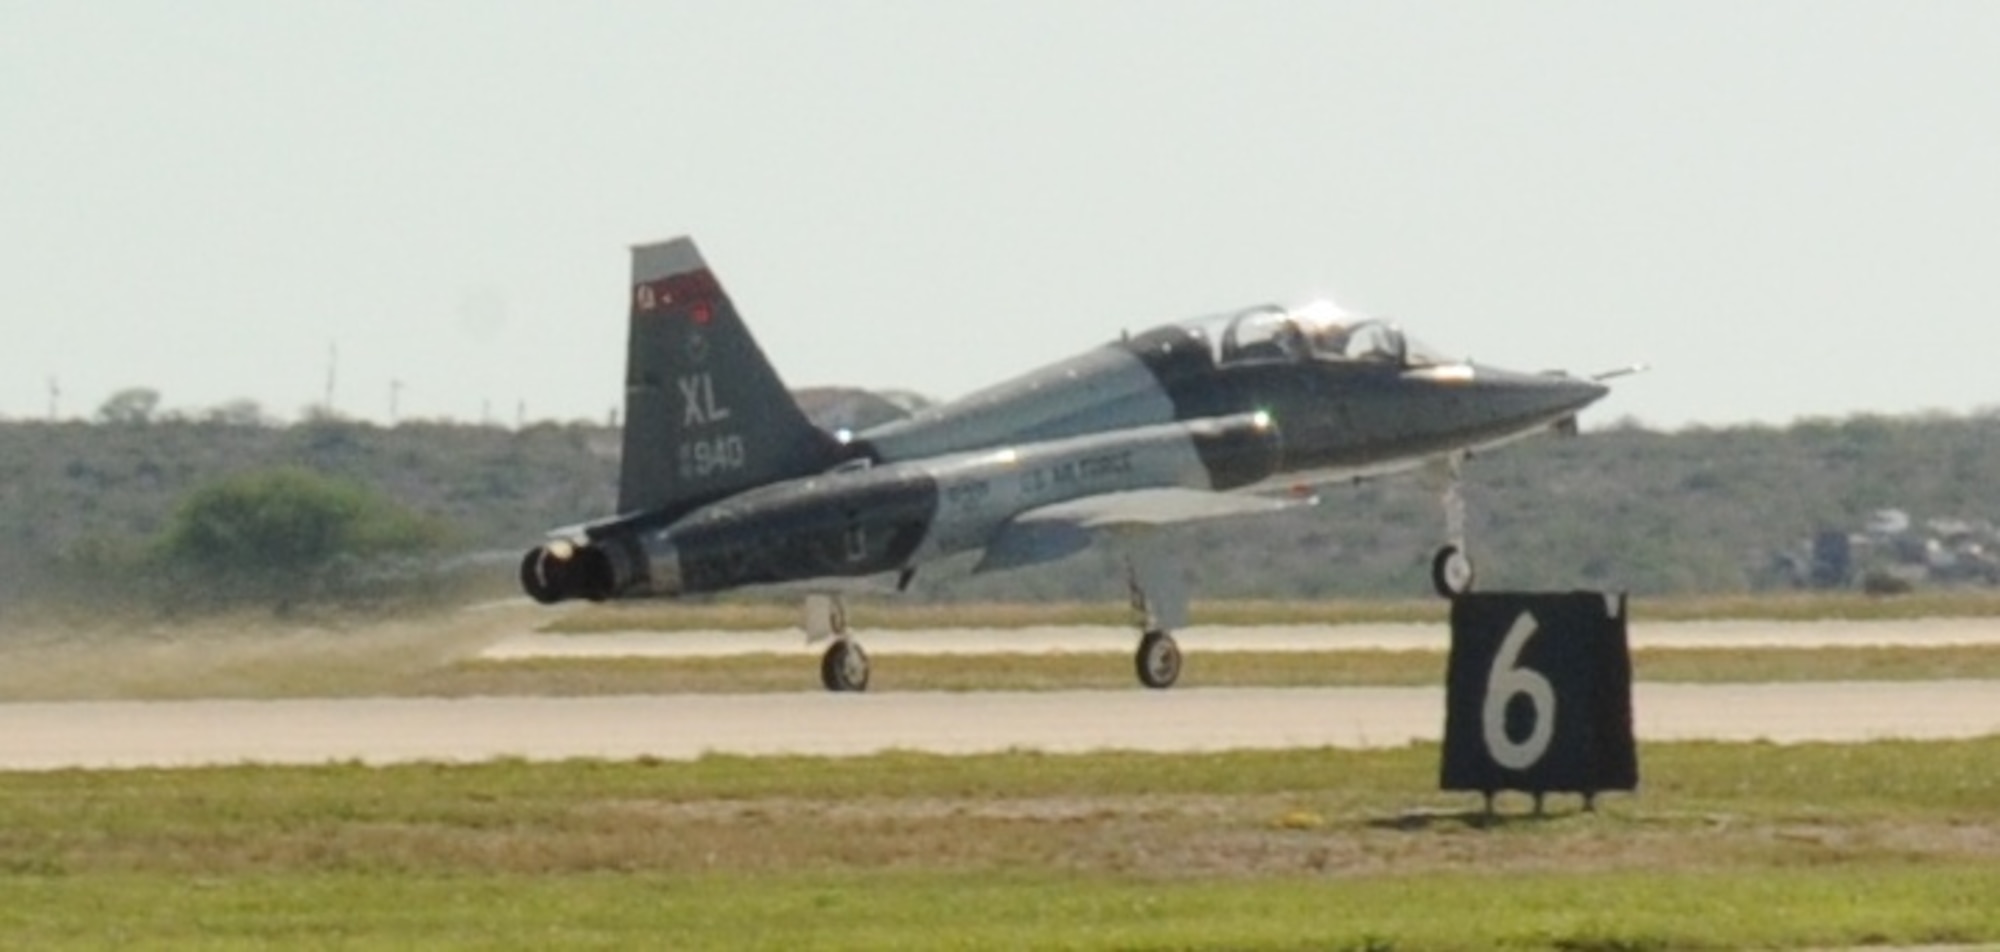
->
(1469, 366, 1611, 429)
(1549, 374, 1611, 414)
(1524, 374, 1610, 423)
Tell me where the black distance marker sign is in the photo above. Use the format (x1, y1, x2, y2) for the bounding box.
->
(1441, 591, 1638, 801)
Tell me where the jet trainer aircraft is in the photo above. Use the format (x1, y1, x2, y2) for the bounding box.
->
(521, 237, 1619, 692)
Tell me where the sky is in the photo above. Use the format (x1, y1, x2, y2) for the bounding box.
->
(4, 2, 1997, 431)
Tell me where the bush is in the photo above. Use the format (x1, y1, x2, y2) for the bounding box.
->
(154, 467, 449, 611)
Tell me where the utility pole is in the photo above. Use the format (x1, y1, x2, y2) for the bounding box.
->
(323, 342, 339, 415)
(46, 377, 58, 421)
(389, 379, 404, 425)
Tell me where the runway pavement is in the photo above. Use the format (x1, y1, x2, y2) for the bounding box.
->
(3, 617, 1996, 771)
(478, 616, 2000, 660)
(1, 680, 1996, 771)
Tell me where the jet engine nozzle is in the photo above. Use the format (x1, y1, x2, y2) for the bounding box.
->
(518, 541, 623, 604)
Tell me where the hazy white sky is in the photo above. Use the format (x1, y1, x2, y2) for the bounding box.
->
(5, 2, 1997, 429)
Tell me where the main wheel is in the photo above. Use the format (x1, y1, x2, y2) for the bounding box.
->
(1134, 630, 1182, 689)
(1431, 544, 1475, 599)
(820, 639, 871, 693)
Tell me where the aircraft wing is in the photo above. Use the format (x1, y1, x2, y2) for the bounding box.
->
(973, 488, 1317, 574)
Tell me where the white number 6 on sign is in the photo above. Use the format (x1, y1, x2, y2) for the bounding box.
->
(1482, 611, 1557, 770)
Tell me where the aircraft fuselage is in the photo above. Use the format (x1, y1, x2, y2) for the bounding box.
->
(518, 242, 1610, 612)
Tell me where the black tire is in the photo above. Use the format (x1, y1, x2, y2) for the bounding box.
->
(820, 640, 870, 693)
(1431, 544, 1475, 599)
(1134, 630, 1182, 689)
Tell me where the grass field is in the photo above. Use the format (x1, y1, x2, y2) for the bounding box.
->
(1, 741, 1996, 949)
(1, 599, 1996, 947)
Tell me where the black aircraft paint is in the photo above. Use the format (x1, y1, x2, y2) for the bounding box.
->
(669, 466, 939, 595)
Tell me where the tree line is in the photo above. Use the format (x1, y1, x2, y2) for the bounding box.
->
(2, 404, 1996, 615)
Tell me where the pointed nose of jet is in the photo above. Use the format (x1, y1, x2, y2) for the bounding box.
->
(1472, 366, 1611, 430)
(1541, 373, 1612, 417)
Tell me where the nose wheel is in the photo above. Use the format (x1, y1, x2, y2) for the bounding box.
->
(1431, 544, 1476, 599)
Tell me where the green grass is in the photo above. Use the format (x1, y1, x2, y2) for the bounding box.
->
(0, 741, 1997, 949)
(6, 868, 1997, 951)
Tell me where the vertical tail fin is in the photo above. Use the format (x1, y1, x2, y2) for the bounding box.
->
(618, 237, 841, 515)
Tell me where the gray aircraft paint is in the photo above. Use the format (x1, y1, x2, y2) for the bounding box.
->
(860, 346, 1177, 462)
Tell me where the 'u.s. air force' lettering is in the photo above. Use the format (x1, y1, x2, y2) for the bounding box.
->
(1019, 450, 1134, 495)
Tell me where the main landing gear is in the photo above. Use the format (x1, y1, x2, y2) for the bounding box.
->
(806, 593, 870, 692)
(1428, 455, 1477, 599)
(1127, 545, 1190, 689)
(801, 552, 1191, 692)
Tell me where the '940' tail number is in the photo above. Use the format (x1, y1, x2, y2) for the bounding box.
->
(679, 435, 747, 478)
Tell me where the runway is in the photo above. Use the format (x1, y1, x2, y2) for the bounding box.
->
(478, 616, 2000, 660)
(2, 680, 1996, 771)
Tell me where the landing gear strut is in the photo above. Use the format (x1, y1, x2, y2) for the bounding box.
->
(1126, 545, 1189, 689)
(1429, 455, 1477, 599)
(806, 593, 871, 692)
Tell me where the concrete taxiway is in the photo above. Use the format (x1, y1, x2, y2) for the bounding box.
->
(1, 680, 1995, 771)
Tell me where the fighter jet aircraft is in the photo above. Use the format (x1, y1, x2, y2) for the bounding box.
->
(520, 237, 1617, 691)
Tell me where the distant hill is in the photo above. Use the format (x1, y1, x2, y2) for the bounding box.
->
(2, 401, 1996, 607)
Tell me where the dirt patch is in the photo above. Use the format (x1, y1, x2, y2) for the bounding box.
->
(571, 793, 2000, 880)
(0, 603, 537, 700)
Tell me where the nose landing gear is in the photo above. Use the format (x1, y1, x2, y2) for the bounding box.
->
(1429, 455, 1477, 599)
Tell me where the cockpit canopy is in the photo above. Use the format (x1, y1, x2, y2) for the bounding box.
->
(1186, 301, 1452, 369)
